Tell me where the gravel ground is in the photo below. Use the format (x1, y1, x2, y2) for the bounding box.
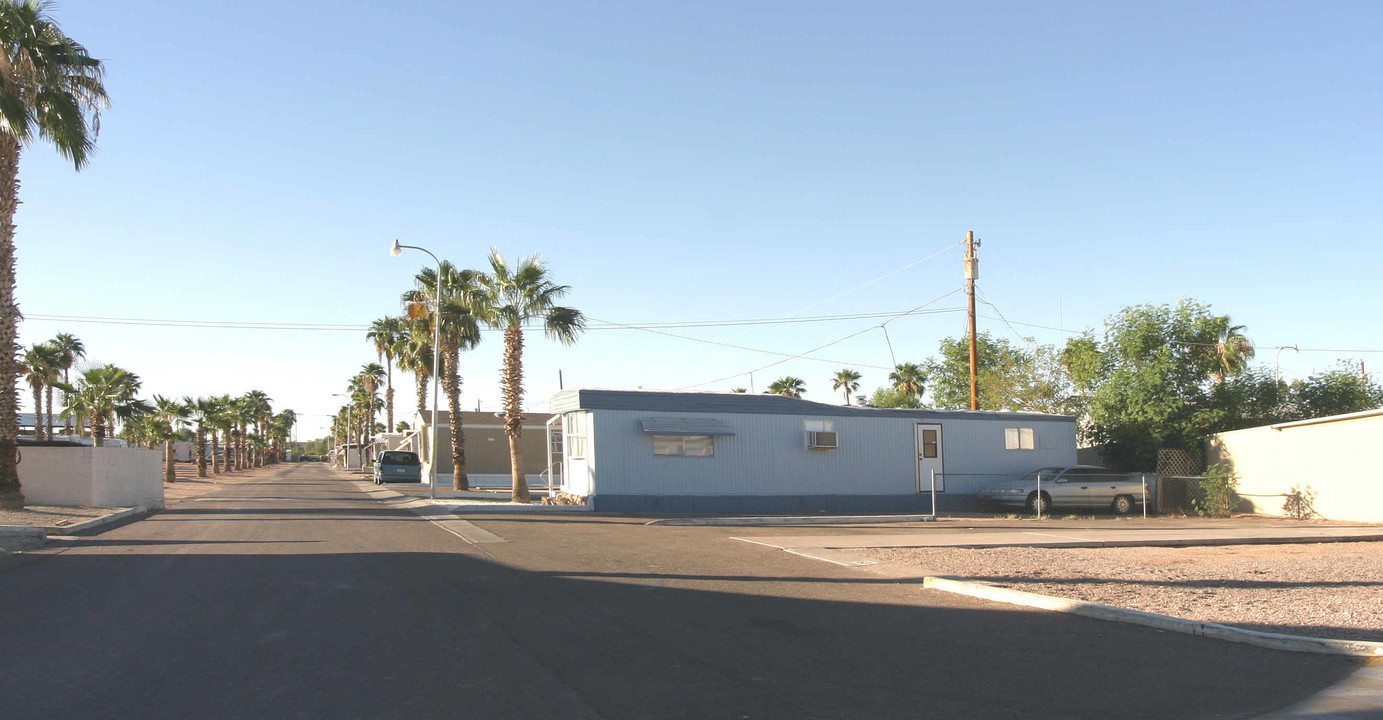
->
(0, 505, 117, 528)
(855, 541, 1383, 642)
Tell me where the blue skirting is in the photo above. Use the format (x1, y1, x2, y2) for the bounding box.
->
(592, 494, 939, 514)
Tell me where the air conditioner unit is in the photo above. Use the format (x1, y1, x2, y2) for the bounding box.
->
(807, 431, 838, 449)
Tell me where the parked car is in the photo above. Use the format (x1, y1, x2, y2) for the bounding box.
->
(373, 450, 422, 484)
(979, 465, 1147, 515)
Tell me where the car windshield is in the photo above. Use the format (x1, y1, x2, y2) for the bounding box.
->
(380, 452, 419, 466)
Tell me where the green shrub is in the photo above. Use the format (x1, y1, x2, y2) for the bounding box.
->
(1193, 463, 1240, 518)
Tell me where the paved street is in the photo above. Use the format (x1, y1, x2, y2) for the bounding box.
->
(0, 463, 1365, 719)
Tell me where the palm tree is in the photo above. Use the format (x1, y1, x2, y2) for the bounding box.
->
(767, 377, 805, 398)
(889, 362, 927, 400)
(50, 332, 84, 436)
(832, 369, 862, 405)
(57, 364, 145, 447)
(241, 390, 272, 467)
(731, 388, 748, 393)
(468, 250, 584, 503)
(356, 362, 384, 436)
(150, 395, 190, 483)
(367, 316, 405, 433)
(396, 317, 434, 422)
(0, 1, 108, 509)
(207, 395, 232, 474)
(187, 397, 222, 478)
(271, 409, 296, 461)
(1212, 323, 1255, 385)
(404, 262, 481, 491)
(22, 342, 58, 440)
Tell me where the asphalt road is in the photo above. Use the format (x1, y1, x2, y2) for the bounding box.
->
(0, 463, 1363, 719)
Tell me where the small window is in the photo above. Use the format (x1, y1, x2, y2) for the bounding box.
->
(1005, 427, 1035, 450)
(921, 429, 938, 458)
(566, 413, 587, 459)
(653, 435, 715, 457)
(804, 420, 835, 433)
(804, 419, 838, 449)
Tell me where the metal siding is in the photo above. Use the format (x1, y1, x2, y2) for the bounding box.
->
(936, 418, 1078, 493)
(587, 409, 1076, 497)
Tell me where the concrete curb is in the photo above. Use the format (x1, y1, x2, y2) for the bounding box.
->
(0, 525, 47, 551)
(923, 575, 1383, 658)
(46, 507, 146, 535)
(649, 514, 938, 527)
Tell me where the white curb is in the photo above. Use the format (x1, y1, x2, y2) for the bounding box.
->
(923, 575, 1383, 658)
(649, 514, 938, 527)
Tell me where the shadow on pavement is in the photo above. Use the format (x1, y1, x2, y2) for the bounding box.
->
(0, 549, 1362, 720)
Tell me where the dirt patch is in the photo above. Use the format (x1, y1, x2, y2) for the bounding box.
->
(855, 542, 1383, 642)
(0, 505, 115, 528)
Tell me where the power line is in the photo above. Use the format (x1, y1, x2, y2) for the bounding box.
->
(585, 316, 896, 370)
(678, 286, 966, 390)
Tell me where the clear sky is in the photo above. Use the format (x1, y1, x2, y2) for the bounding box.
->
(15, 1, 1383, 439)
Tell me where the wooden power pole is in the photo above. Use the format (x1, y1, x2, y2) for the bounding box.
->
(965, 231, 979, 411)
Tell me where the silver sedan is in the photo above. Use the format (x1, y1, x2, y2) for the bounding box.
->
(980, 466, 1147, 515)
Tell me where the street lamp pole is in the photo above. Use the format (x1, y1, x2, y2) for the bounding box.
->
(392, 239, 444, 500)
(1275, 345, 1299, 383)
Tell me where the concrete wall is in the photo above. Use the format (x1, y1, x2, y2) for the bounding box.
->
(20, 446, 165, 509)
(1207, 410, 1383, 522)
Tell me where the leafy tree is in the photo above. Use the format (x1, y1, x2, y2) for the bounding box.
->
(868, 386, 922, 408)
(831, 368, 862, 405)
(1290, 362, 1383, 418)
(1086, 301, 1235, 470)
(0, 1, 108, 508)
(468, 250, 584, 503)
(1060, 332, 1106, 396)
(766, 377, 805, 398)
(924, 334, 1071, 413)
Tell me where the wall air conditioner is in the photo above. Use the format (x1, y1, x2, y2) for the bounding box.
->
(807, 431, 838, 449)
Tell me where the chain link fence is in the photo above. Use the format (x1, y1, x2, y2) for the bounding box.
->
(925, 469, 1157, 519)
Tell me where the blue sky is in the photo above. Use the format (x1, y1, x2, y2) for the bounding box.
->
(15, 1, 1383, 438)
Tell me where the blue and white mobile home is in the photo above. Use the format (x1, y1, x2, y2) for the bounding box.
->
(550, 389, 1077, 513)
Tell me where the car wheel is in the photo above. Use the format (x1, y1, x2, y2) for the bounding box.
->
(1026, 491, 1052, 516)
(1112, 494, 1134, 516)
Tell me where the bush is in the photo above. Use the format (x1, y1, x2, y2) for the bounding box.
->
(1192, 463, 1239, 518)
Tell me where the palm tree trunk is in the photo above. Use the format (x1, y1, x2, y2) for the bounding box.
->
(92, 414, 106, 447)
(442, 345, 467, 491)
(210, 432, 221, 474)
(164, 439, 176, 483)
(0, 137, 21, 508)
(415, 372, 427, 420)
(45, 385, 54, 438)
(503, 326, 530, 503)
(195, 423, 208, 477)
(385, 359, 394, 432)
(31, 384, 43, 442)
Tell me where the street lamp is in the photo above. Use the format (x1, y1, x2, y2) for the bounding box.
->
(1275, 345, 1299, 383)
(391, 239, 444, 499)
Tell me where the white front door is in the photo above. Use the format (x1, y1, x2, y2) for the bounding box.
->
(915, 424, 944, 492)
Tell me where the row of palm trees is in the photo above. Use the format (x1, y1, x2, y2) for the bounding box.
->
(0, 1, 109, 510)
(748, 363, 929, 405)
(340, 249, 584, 503)
(121, 394, 297, 484)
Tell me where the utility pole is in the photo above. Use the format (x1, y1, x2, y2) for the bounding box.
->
(965, 231, 980, 411)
